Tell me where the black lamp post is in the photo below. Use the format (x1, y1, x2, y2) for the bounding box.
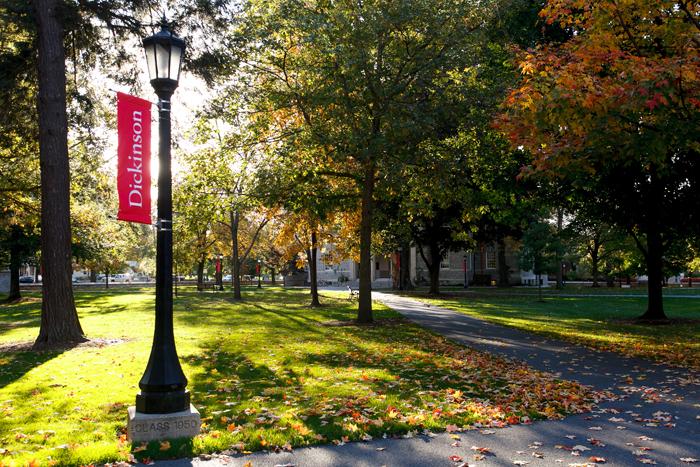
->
(257, 259, 262, 288)
(463, 254, 469, 289)
(136, 20, 189, 415)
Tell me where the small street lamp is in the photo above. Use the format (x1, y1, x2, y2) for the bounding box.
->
(257, 259, 262, 289)
(463, 254, 469, 289)
(136, 19, 189, 415)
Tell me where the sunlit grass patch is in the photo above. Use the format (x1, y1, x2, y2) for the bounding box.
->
(0, 287, 600, 466)
(414, 292, 700, 369)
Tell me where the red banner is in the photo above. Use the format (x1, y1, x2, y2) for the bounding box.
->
(117, 92, 152, 224)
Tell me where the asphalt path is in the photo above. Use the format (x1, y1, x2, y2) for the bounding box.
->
(150, 292, 700, 467)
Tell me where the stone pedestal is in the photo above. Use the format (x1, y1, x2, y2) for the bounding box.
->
(127, 404, 201, 442)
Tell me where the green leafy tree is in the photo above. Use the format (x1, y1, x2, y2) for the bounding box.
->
(498, 0, 700, 320)
(17, 0, 236, 348)
(236, 0, 498, 322)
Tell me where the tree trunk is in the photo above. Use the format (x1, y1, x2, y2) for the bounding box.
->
(639, 222, 666, 320)
(196, 258, 205, 291)
(590, 243, 600, 287)
(400, 245, 413, 290)
(105, 269, 109, 289)
(270, 267, 276, 286)
(32, 0, 85, 349)
(427, 243, 441, 295)
(7, 241, 21, 302)
(555, 208, 564, 289)
(230, 209, 242, 300)
(309, 230, 321, 307)
(89, 269, 97, 283)
(357, 161, 375, 323)
(497, 237, 510, 287)
(638, 169, 667, 321)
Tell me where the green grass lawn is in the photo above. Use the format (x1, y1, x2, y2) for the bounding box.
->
(437, 284, 700, 295)
(0, 287, 598, 466)
(409, 291, 700, 370)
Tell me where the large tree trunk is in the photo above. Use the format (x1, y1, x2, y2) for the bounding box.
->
(639, 221, 666, 320)
(427, 243, 441, 295)
(497, 237, 510, 287)
(230, 209, 242, 300)
(636, 168, 667, 321)
(357, 161, 374, 323)
(309, 230, 321, 307)
(7, 241, 21, 302)
(32, 0, 84, 349)
(270, 267, 276, 286)
(196, 257, 205, 291)
(89, 269, 97, 283)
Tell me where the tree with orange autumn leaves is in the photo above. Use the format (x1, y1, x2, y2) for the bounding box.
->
(498, 0, 700, 320)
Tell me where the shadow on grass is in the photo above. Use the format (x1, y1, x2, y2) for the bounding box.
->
(0, 298, 42, 336)
(0, 348, 68, 390)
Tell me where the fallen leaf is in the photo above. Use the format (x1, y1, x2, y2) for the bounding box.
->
(589, 456, 606, 463)
(159, 440, 170, 451)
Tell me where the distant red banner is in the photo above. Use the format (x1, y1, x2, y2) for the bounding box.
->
(117, 92, 151, 224)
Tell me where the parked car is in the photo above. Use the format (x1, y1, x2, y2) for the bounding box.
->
(19, 276, 34, 283)
(132, 274, 150, 282)
(111, 273, 131, 283)
(223, 274, 232, 282)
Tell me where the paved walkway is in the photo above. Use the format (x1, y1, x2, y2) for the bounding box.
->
(154, 293, 700, 467)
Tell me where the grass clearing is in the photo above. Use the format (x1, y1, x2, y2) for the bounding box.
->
(1, 287, 600, 466)
(410, 290, 700, 370)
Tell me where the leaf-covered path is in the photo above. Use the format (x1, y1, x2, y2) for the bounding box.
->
(154, 293, 700, 467)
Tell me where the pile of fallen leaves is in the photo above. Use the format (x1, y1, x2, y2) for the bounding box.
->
(182, 328, 606, 457)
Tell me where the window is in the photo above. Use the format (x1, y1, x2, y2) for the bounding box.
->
(485, 246, 497, 270)
(440, 252, 450, 269)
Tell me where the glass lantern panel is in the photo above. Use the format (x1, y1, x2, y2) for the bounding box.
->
(156, 43, 170, 79)
(144, 44, 157, 80)
(169, 45, 182, 81)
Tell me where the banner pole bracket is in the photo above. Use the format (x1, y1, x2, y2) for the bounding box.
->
(156, 219, 172, 231)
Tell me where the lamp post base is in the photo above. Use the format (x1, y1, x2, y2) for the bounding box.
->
(136, 389, 190, 414)
(127, 404, 200, 442)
